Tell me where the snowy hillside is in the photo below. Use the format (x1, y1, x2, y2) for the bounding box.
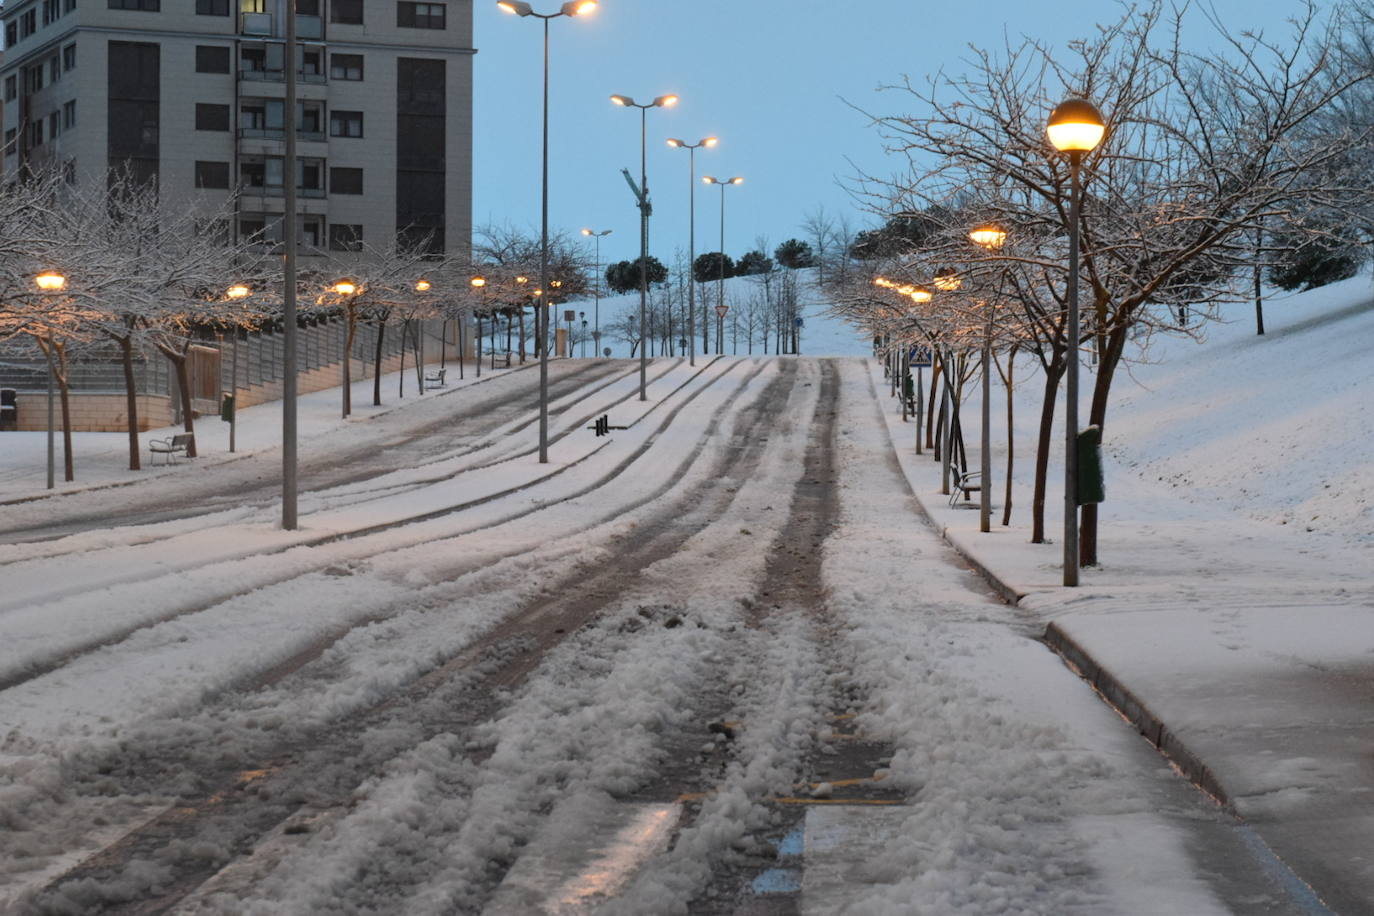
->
(1106, 276, 1374, 547)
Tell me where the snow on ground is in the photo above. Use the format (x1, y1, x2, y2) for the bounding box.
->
(1, 270, 1369, 912)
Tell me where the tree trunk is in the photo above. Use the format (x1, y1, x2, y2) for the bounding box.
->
(1031, 359, 1065, 544)
(1079, 322, 1129, 567)
(373, 318, 386, 406)
(56, 353, 75, 482)
(114, 331, 141, 471)
(926, 359, 941, 454)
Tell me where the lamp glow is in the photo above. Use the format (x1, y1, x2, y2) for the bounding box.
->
(1047, 98, 1105, 153)
(497, 0, 532, 15)
(333, 279, 358, 295)
(470, 276, 487, 288)
(969, 225, 1007, 249)
(35, 271, 66, 291)
(415, 279, 431, 292)
(934, 269, 961, 291)
(909, 287, 932, 303)
(226, 283, 251, 299)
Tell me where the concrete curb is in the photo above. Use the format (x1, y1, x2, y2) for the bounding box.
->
(1041, 622, 1232, 808)
(869, 362, 1233, 809)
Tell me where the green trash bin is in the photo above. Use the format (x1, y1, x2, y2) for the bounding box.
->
(1076, 425, 1105, 505)
(220, 391, 235, 423)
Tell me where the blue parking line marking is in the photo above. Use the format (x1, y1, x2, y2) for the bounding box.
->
(1234, 825, 1334, 915)
(752, 868, 802, 895)
(776, 824, 805, 857)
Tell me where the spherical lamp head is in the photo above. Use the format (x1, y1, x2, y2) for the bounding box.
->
(1047, 98, 1105, 154)
(35, 270, 66, 291)
(969, 225, 1007, 250)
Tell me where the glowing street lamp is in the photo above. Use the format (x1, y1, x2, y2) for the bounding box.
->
(33, 271, 66, 488)
(612, 92, 678, 392)
(500, 0, 597, 462)
(702, 175, 743, 354)
(1047, 96, 1105, 586)
(581, 228, 612, 357)
(667, 136, 717, 363)
(970, 226, 1010, 534)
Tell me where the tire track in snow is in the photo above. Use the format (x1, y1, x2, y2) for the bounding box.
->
(0, 359, 728, 697)
(18, 360, 810, 914)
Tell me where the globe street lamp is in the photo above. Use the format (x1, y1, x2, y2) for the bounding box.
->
(500, 0, 597, 463)
(226, 283, 251, 453)
(34, 271, 66, 490)
(969, 226, 1006, 534)
(702, 175, 742, 354)
(612, 92, 678, 397)
(581, 228, 612, 357)
(1047, 96, 1105, 587)
(666, 136, 717, 365)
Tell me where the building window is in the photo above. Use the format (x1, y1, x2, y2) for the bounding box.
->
(330, 223, 363, 251)
(300, 49, 322, 79)
(24, 64, 44, 95)
(20, 9, 37, 37)
(4, 129, 16, 155)
(330, 53, 363, 80)
(195, 103, 230, 131)
(63, 43, 77, 71)
(329, 110, 363, 138)
(301, 215, 323, 248)
(241, 0, 266, 12)
(196, 0, 229, 12)
(5, 23, 17, 46)
(299, 101, 324, 136)
(296, 0, 319, 15)
(195, 160, 230, 189)
(42, 0, 60, 26)
(108, 0, 160, 9)
(64, 159, 76, 183)
(50, 56, 62, 83)
(196, 46, 231, 73)
(63, 99, 76, 128)
(397, 1, 444, 29)
(330, 167, 363, 195)
(30, 121, 44, 147)
(332, 0, 362, 23)
(64, 0, 77, 12)
(299, 158, 324, 195)
(3, 77, 15, 102)
(49, 111, 61, 139)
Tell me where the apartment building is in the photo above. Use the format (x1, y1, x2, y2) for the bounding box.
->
(0, 0, 473, 260)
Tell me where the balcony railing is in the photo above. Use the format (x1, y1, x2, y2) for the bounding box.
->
(240, 11, 272, 35)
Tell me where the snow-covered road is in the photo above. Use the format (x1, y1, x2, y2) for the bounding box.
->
(0, 358, 1316, 914)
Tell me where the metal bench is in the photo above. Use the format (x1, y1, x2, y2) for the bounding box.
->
(423, 368, 447, 389)
(149, 433, 195, 465)
(0, 388, 15, 431)
(949, 468, 982, 507)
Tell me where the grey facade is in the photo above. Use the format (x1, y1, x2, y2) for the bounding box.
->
(0, 0, 474, 261)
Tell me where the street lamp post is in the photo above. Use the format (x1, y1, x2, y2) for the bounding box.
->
(702, 175, 742, 355)
(667, 136, 717, 366)
(580, 227, 612, 357)
(34, 270, 66, 490)
(1047, 97, 1106, 587)
(968, 226, 1007, 535)
(226, 283, 251, 453)
(500, 0, 597, 463)
(612, 92, 678, 396)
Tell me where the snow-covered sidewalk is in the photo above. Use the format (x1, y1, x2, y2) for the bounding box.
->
(872, 281, 1374, 912)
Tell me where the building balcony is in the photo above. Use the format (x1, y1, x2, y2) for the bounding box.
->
(240, 11, 272, 35)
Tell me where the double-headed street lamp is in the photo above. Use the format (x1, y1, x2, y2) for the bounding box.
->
(666, 136, 717, 366)
(500, 0, 597, 463)
(611, 92, 677, 397)
(580, 227, 612, 357)
(702, 175, 742, 355)
(1047, 97, 1106, 587)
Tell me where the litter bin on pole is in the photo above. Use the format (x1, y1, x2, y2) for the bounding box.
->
(1076, 424, 1105, 505)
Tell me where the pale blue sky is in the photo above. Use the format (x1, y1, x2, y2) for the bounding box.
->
(471, 0, 1306, 268)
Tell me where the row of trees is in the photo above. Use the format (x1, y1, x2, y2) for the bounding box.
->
(827, 0, 1374, 567)
(0, 174, 600, 483)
